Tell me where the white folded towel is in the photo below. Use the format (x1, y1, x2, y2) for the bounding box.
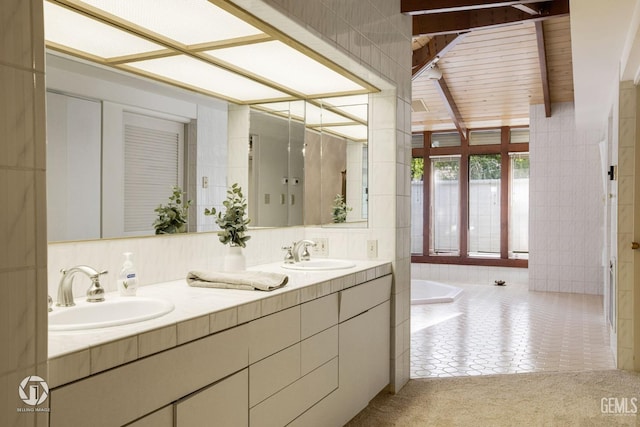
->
(186, 270, 288, 291)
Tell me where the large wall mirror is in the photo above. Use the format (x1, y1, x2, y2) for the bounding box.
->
(46, 53, 369, 242)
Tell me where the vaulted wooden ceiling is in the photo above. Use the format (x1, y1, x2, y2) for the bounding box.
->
(404, 0, 573, 135)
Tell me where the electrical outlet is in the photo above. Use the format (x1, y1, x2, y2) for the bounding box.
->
(367, 240, 378, 259)
(312, 237, 329, 256)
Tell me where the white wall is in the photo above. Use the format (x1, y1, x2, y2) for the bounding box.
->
(529, 102, 604, 294)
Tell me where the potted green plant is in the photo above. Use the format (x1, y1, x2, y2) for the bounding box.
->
(205, 183, 251, 270)
(153, 185, 191, 234)
(331, 194, 352, 223)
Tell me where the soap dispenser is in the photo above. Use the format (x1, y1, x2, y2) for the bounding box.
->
(118, 252, 138, 296)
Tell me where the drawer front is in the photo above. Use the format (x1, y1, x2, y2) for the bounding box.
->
(248, 306, 300, 364)
(339, 275, 391, 322)
(301, 293, 338, 339)
(126, 405, 173, 427)
(249, 358, 339, 427)
(175, 369, 248, 427)
(50, 325, 249, 427)
(249, 343, 301, 407)
(301, 325, 338, 376)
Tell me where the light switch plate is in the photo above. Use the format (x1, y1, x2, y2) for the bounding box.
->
(367, 240, 378, 258)
(312, 238, 329, 256)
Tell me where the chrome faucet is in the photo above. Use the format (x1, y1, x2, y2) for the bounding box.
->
(292, 240, 317, 262)
(57, 266, 108, 307)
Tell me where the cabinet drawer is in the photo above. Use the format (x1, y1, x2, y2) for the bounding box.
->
(249, 343, 300, 407)
(175, 369, 248, 427)
(301, 325, 338, 375)
(301, 293, 338, 339)
(339, 275, 391, 322)
(249, 358, 338, 427)
(248, 306, 300, 363)
(50, 324, 249, 427)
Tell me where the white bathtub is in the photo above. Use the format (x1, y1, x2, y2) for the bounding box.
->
(411, 280, 463, 304)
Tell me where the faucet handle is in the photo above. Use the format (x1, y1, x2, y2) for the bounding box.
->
(301, 243, 314, 261)
(282, 246, 294, 264)
(87, 271, 107, 303)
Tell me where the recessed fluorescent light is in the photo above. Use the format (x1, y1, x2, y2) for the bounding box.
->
(125, 55, 289, 102)
(322, 125, 368, 141)
(45, 2, 164, 58)
(78, 0, 263, 45)
(204, 40, 366, 96)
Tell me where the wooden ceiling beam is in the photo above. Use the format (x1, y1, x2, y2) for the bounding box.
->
(412, 33, 468, 79)
(402, 0, 550, 15)
(535, 21, 552, 117)
(412, 0, 569, 36)
(433, 77, 467, 142)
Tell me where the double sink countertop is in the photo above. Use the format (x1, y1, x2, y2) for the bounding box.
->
(47, 259, 392, 388)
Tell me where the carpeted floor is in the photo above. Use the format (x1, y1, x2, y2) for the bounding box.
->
(346, 370, 640, 426)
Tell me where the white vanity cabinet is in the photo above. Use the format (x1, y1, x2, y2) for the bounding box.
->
(48, 268, 392, 427)
(289, 275, 392, 427)
(249, 293, 340, 427)
(49, 325, 249, 427)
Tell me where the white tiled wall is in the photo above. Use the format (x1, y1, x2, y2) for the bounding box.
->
(616, 81, 637, 369)
(529, 102, 605, 295)
(47, 227, 308, 297)
(411, 263, 529, 286)
(0, 0, 48, 425)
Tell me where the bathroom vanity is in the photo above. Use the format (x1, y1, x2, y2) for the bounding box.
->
(47, 261, 392, 427)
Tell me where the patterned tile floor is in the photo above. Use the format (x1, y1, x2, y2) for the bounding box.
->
(411, 282, 615, 378)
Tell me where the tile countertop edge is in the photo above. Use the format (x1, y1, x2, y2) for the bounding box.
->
(47, 260, 392, 387)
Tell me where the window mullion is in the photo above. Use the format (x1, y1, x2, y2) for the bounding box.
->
(500, 126, 510, 259)
(422, 131, 430, 257)
(460, 140, 470, 259)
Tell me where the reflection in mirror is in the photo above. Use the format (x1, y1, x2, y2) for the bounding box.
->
(248, 102, 305, 227)
(45, 53, 224, 242)
(45, 54, 370, 242)
(249, 96, 368, 227)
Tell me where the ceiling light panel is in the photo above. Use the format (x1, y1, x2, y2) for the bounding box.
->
(254, 101, 306, 121)
(305, 105, 353, 126)
(76, 0, 263, 45)
(44, 2, 164, 58)
(322, 125, 368, 141)
(204, 40, 366, 96)
(126, 55, 289, 102)
(319, 94, 369, 107)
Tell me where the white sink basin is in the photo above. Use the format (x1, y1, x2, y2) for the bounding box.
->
(281, 259, 356, 271)
(49, 297, 175, 331)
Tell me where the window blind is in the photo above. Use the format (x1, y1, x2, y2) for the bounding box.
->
(124, 114, 183, 233)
